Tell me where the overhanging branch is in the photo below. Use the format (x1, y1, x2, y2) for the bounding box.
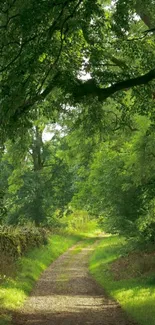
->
(9, 68, 155, 123)
(73, 69, 155, 102)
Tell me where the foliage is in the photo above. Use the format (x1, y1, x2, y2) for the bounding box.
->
(66, 113, 155, 243)
(0, 125, 74, 226)
(0, 0, 155, 136)
(1, 0, 155, 243)
(0, 226, 48, 258)
(61, 209, 98, 233)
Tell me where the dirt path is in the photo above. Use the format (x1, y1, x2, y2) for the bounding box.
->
(13, 241, 138, 325)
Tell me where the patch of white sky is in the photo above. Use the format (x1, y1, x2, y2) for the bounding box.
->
(42, 123, 62, 142)
(104, 0, 117, 10)
(78, 57, 91, 81)
(104, 0, 140, 23)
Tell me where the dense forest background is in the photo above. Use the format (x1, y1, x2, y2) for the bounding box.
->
(1, 0, 155, 244)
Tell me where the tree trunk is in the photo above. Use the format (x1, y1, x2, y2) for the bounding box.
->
(32, 126, 44, 171)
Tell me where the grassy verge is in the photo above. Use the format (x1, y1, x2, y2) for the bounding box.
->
(0, 233, 81, 325)
(89, 236, 155, 325)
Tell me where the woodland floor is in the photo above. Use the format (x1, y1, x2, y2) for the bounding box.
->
(13, 240, 138, 325)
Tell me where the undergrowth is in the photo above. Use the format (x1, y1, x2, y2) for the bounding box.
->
(89, 236, 155, 325)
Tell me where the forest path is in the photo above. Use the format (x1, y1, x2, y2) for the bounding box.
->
(13, 239, 137, 325)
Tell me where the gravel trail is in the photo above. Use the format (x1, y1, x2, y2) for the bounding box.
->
(13, 241, 138, 325)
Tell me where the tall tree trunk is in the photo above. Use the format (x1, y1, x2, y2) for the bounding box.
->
(32, 126, 44, 171)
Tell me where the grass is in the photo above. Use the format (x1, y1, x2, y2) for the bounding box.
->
(89, 235, 155, 325)
(70, 236, 98, 255)
(0, 233, 82, 325)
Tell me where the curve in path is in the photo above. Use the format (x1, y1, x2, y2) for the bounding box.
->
(13, 241, 138, 325)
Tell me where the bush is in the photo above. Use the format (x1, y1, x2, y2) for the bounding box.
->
(0, 226, 48, 258)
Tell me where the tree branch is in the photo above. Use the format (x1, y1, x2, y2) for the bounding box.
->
(10, 68, 155, 123)
(73, 69, 155, 102)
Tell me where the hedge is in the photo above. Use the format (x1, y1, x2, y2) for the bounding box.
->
(0, 226, 48, 258)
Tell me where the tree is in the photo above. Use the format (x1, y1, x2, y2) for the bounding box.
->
(66, 111, 155, 242)
(1, 0, 155, 136)
(1, 0, 155, 243)
(0, 120, 74, 225)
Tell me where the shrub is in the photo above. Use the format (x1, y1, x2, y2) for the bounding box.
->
(0, 226, 48, 258)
